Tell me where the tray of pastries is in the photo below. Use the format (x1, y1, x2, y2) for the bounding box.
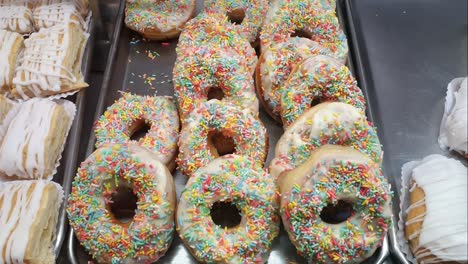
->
(66, 0, 396, 263)
(0, 0, 93, 262)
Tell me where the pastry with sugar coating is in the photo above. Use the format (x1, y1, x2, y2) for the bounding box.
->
(0, 98, 76, 180)
(12, 23, 89, 99)
(0, 30, 24, 95)
(0, 180, 64, 264)
(403, 155, 467, 263)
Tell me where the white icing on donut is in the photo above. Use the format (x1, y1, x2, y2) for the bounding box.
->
(0, 1, 34, 34)
(439, 77, 467, 155)
(0, 180, 63, 263)
(12, 24, 89, 99)
(0, 30, 23, 92)
(269, 102, 382, 179)
(0, 98, 76, 179)
(406, 154, 467, 263)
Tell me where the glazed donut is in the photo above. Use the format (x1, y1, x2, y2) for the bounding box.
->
(177, 12, 257, 74)
(177, 100, 268, 177)
(67, 144, 176, 263)
(124, 0, 196, 40)
(260, 0, 348, 61)
(270, 102, 382, 179)
(173, 46, 258, 120)
(177, 155, 280, 263)
(280, 55, 365, 126)
(279, 145, 392, 263)
(204, 0, 269, 44)
(94, 93, 179, 171)
(256, 37, 336, 122)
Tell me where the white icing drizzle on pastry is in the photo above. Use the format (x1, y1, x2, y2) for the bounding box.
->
(34, 2, 87, 30)
(0, 30, 22, 91)
(12, 24, 87, 99)
(439, 77, 467, 155)
(0, 180, 63, 263)
(0, 1, 34, 34)
(0, 98, 75, 179)
(405, 155, 467, 263)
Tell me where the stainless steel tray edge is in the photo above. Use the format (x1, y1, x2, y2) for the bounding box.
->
(67, 1, 126, 263)
(53, 18, 96, 256)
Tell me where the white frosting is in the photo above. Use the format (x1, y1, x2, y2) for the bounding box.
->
(405, 154, 467, 263)
(269, 102, 381, 179)
(33, 2, 87, 30)
(12, 24, 88, 99)
(260, 38, 333, 115)
(0, 1, 34, 34)
(439, 77, 467, 155)
(0, 95, 18, 142)
(0, 30, 23, 91)
(0, 98, 76, 179)
(0, 180, 63, 264)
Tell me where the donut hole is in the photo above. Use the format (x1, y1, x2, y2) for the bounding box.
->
(109, 186, 138, 223)
(207, 87, 225, 100)
(226, 9, 245, 25)
(210, 201, 242, 228)
(291, 28, 311, 39)
(208, 130, 236, 156)
(310, 97, 323, 107)
(130, 119, 151, 141)
(320, 200, 354, 224)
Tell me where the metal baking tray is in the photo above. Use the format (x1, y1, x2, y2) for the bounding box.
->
(52, 18, 95, 255)
(67, 0, 391, 263)
(339, 0, 468, 262)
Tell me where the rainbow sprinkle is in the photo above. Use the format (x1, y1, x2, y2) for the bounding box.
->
(94, 93, 179, 166)
(280, 55, 366, 126)
(177, 12, 257, 73)
(203, 0, 268, 43)
(67, 144, 175, 263)
(177, 155, 280, 263)
(258, 37, 335, 117)
(281, 153, 392, 263)
(177, 100, 267, 177)
(259, 0, 348, 61)
(173, 45, 258, 119)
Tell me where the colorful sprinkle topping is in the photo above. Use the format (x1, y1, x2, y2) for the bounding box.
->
(67, 144, 175, 263)
(281, 147, 392, 263)
(173, 46, 258, 120)
(204, 0, 269, 43)
(177, 100, 267, 177)
(260, 0, 348, 61)
(177, 12, 257, 73)
(94, 93, 179, 166)
(125, 0, 195, 34)
(177, 155, 280, 263)
(280, 55, 366, 126)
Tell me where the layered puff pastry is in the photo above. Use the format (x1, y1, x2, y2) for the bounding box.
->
(33, 0, 89, 31)
(0, 180, 63, 264)
(0, 0, 34, 34)
(0, 98, 76, 180)
(0, 30, 24, 95)
(12, 22, 88, 99)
